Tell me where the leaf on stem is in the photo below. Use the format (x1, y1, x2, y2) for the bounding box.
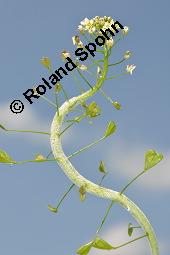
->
(85, 102, 101, 118)
(0, 149, 16, 163)
(144, 150, 163, 171)
(128, 223, 133, 236)
(99, 160, 107, 174)
(76, 241, 93, 255)
(79, 185, 86, 201)
(93, 237, 114, 250)
(104, 121, 116, 138)
(0, 124, 7, 131)
(48, 204, 58, 213)
(34, 154, 47, 161)
(112, 101, 122, 110)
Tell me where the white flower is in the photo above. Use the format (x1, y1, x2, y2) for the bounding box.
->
(126, 64, 136, 75)
(80, 18, 90, 26)
(78, 25, 84, 34)
(78, 16, 116, 35)
(122, 26, 129, 35)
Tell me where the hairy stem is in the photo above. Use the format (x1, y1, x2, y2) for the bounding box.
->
(50, 50, 159, 255)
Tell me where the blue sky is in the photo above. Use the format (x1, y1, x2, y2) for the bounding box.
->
(0, 0, 170, 254)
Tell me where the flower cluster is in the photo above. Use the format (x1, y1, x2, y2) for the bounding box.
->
(78, 16, 128, 36)
(78, 16, 115, 34)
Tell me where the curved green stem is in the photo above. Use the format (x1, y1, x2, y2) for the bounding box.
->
(50, 50, 159, 255)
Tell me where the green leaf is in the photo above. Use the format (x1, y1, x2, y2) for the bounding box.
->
(48, 204, 58, 213)
(104, 121, 116, 138)
(79, 185, 86, 202)
(76, 241, 93, 255)
(34, 154, 46, 161)
(54, 83, 62, 93)
(0, 149, 15, 163)
(86, 102, 101, 118)
(112, 101, 122, 110)
(128, 223, 133, 236)
(0, 124, 7, 131)
(93, 237, 114, 250)
(144, 150, 163, 171)
(99, 160, 107, 174)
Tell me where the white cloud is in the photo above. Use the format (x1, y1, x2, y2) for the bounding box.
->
(89, 223, 169, 255)
(0, 102, 50, 131)
(106, 140, 170, 190)
(0, 102, 76, 145)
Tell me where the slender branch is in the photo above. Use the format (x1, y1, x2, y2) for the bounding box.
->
(39, 94, 58, 108)
(71, 71, 85, 93)
(53, 89, 60, 116)
(114, 234, 147, 249)
(106, 72, 126, 80)
(99, 88, 113, 104)
(56, 183, 75, 209)
(77, 69, 93, 89)
(98, 172, 108, 186)
(108, 58, 125, 67)
(68, 137, 105, 159)
(46, 151, 53, 159)
(1, 128, 50, 135)
(120, 171, 145, 195)
(96, 200, 114, 235)
(61, 85, 69, 101)
(8, 158, 57, 165)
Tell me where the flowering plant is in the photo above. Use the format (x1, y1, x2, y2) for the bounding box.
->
(0, 16, 163, 255)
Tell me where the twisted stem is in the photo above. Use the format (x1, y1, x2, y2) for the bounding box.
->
(50, 49, 159, 255)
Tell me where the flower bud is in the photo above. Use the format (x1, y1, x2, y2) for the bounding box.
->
(48, 204, 58, 213)
(72, 35, 80, 45)
(112, 101, 122, 110)
(99, 160, 107, 174)
(97, 66, 102, 77)
(34, 154, 46, 161)
(78, 25, 84, 34)
(40, 56, 51, 70)
(105, 39, 114, 49)
(124, 51, 132, 60)
(122, 26, 129, 35)
(79, 185, 86, 201)
(61, 50, 71, 60)
(54, 82, 62, 93)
